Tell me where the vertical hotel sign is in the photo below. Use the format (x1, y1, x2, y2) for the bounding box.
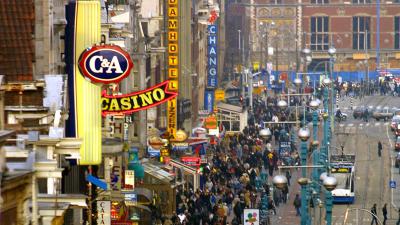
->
(205, 18, 218, 112)
(167, 0, 179, 138)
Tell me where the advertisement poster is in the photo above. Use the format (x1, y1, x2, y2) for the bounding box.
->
(244, 209, 260, 225)
(124, 170, 134, 190)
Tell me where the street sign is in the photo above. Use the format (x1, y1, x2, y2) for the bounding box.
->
(215, 89, 225, 101)
(390, 180, 396, 189)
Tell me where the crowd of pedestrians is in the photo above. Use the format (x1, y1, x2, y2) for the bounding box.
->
(163, 95, 304, 225)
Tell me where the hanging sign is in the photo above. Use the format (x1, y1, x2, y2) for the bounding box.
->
(78, 45, 133, 84)
(97, 201, 111, 225)
(101, 80, 178, 115)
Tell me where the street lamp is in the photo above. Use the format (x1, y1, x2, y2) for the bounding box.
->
(277, 99, 288, 109)
(272, 174, 288, 189)
(259, 128, 272, 144)
(297, 127, 310, 225)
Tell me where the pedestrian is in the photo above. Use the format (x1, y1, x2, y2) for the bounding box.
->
(378, 141, 383, 157)
(285, 170, 291, 186)
(371, 203, 378, 225)
(293, 194, 301, 216)
(382, 203, 388, 225)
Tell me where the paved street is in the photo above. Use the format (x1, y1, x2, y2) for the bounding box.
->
(329, 95, 400, 225)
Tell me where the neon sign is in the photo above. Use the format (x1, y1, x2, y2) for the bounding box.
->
(101, 80, 178, 115)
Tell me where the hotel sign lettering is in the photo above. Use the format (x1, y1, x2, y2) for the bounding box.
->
(167, 0, 179, 138)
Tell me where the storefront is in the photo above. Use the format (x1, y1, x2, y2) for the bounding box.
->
(216, 102, 247, 134)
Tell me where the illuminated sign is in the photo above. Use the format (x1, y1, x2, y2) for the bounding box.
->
(181, 156, 201, 167)
(205, 23, 218, 113)
(167, 0, 179, 138)
(207, 25, 218, 88)
(78, 45, 133, 84)
(204, 115, 218, 129)
(101, 80, 177, 115)
(331, 167, 351, 173)
(215, 89, 225, 101)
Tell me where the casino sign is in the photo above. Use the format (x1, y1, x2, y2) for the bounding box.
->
(101, 80, 178, 115)
(78, 44, 133, 84)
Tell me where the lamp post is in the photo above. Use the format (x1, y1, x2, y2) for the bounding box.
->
(320, 77, 331, 174)
(328, 47, 336, 138)
(309, 99, 320, 195)
(298, 127, 311, 225)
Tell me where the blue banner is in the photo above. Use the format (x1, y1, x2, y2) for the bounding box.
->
(204, 90, 214, 113)
(207, 25, 218, 88)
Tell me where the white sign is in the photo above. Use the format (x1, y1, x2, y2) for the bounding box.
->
(125, 170, 135, 189)
(244, 209, 260, 225)
(97, 201, 111, 225)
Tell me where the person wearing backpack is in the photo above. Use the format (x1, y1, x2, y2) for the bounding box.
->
(293, 194, 301, 216)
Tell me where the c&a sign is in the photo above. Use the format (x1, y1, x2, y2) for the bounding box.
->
(78, 45, 133, 84)
(101, 80, 178, 115)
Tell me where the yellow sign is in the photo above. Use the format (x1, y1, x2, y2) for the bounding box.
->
(72, 1, 102, 165)
(253, 87, 263, 95)
(167, 0, 179, 138)
(215, 89, 225, 101)
(352, 53, 370, 60)
(253, 62, 260, 71)
(167, 99, 177, 138)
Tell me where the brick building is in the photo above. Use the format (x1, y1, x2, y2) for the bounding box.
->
(303, 0, 400, 74)
(227, 0, 400, 80)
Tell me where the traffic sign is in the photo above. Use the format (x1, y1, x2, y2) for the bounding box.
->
(390, 180, 396, 189)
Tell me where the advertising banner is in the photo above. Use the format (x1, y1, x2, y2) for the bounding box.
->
(97, 201, 111, 225)
(101, 80, 178, 115)
(243, 209, 260, 225)
(167, 0, 179, 138)
(124, 170, 134, 190)
(207, 25, 218, 88)
(204, 90, 214, 113)
(65, 1, 102, 165)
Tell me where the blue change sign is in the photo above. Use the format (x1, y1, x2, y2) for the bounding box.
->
(207, 25, 218, 88)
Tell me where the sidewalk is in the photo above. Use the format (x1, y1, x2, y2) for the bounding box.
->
(269, 168, 301, 225)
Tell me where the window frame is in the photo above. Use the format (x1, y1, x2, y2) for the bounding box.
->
(310, 16, 329, 51)
(352, 16, 371, 50)
(395, 17, 400, 49)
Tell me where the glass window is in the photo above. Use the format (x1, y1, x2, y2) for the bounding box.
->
(310, 17, 329, 50)
(395, 17, 400, 49)
(352, 16, 371, 50)
(352, 0, 371, 3)
(311, 0, 329, 3)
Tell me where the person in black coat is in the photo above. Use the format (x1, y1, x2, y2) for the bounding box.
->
(378, 141, 383, 157)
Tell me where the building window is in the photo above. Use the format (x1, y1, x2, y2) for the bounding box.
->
(352, 0, 371, 4)
(270, 0, 282, 4)
(395, 17, 400, 49)
(352, 16, 371, 50)
(311, 0, 329, 4)
(310, 17, 329, 51)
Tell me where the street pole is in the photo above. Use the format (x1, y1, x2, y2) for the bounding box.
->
(300, 139, 309, 225)
(312, 110, 320, 194)
(249, 70, 253, 111)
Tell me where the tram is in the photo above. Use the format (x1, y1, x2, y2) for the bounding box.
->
(330, 154, 356, 204)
